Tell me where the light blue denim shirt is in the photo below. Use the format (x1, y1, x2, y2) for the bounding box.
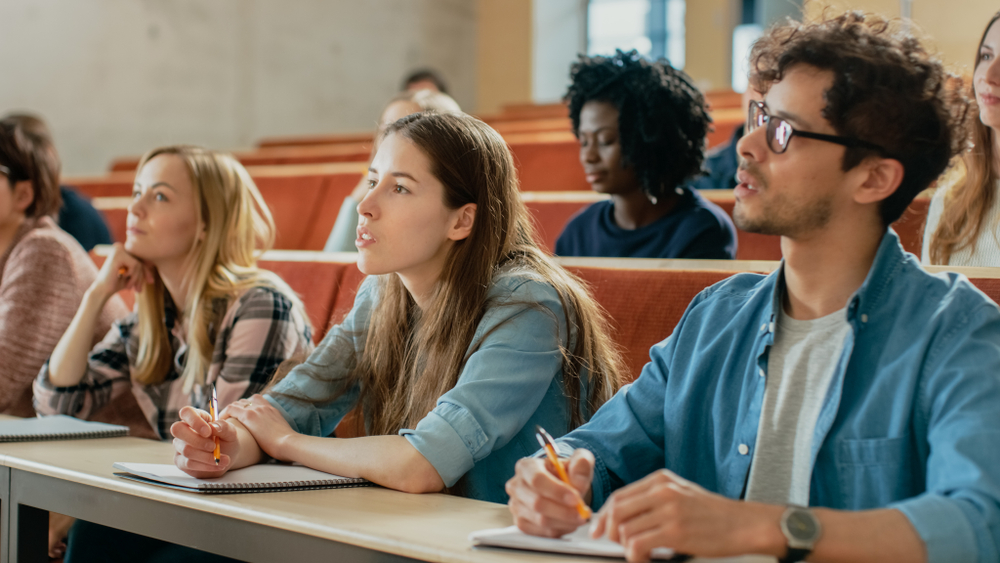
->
(266, 269, 580, 503)
(555, 230, 1000, 563)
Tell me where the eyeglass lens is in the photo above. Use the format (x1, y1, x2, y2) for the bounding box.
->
(748, 102, 793, 154)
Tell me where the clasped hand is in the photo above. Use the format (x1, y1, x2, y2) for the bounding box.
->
(170, 393, 297, 478)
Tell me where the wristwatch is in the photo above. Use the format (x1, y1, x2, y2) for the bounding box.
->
(779, 505, 822, 563)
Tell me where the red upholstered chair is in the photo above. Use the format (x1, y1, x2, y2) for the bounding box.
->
(93, 200, 128, 243)
(299, 172, 365, 251)
(329, 263, 368, 329)
(65, 173, 135, 199)
(565, 266, 761, 382)
(968, 278, 1000, 305)
(506, 132, 589, 193)
(258, 255, 348, 343)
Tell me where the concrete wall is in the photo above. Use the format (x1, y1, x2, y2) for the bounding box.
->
(0, 0, 477, 175)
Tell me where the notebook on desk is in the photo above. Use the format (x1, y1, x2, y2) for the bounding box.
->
(112, 462, 373, 494)
(0, 415, 128, 442)
(470, 524, 681, 561)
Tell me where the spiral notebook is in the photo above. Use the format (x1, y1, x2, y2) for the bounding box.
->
(112, 462, 372, 494)
(0, 415, 128, 442)
(470, 525, 681, 560)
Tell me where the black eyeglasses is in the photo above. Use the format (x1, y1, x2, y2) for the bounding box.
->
(747, 100, 887, 155)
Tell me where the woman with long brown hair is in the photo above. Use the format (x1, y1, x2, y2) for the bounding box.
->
(924, 11, 1000, 265)
(172, 112, 625, 504)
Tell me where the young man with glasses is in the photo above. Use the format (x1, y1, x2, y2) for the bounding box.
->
(506, 12, 999, 563)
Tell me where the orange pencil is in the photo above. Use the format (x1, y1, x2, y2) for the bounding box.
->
(535, 425, 592, 520)
(210, 384, 221, 465)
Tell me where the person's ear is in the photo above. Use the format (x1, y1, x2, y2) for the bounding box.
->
(854, 157, 905, 206)
(12, 180, 34, 213)
(447, 203, 477, 241)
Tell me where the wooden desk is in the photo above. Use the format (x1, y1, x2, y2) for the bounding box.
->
(0, 436, 770, 563)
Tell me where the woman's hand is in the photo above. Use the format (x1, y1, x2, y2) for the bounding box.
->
(171, 406, 240, 478)
(223, 394, 297, 462)
(90, 243, 155, 302)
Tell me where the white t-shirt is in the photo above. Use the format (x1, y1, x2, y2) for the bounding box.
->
(744, 304, 850, 505)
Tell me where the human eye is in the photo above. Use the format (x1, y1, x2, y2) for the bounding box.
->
(393, 184, 409, 194)
(367, 178, 377, 189)
(154, 191, 168, 202)
(981, 51, 993, 62)
(131, 188, 142, 199)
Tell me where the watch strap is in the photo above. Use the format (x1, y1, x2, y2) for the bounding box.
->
(779, 547, 811, 563)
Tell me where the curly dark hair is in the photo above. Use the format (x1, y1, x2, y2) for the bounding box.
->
(750, 11, 971, 227)
(564, 49, 711, 200)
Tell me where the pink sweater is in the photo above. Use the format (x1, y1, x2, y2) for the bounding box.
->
(0, 216, 128, 417)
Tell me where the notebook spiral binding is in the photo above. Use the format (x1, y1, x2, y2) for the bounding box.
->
(0, 429, 127, 443)
(200, 478, 373, 494)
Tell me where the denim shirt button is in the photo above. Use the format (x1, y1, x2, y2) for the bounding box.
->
(861, 314, 869, 323)
(738, 444, 749, 455)
(758, 368, 765, 378)
(760, 323, 767, 332)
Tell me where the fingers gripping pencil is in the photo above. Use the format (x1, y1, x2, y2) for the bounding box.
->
(536, 425, 592, 520)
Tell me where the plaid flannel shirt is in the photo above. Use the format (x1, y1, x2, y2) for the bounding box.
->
(34, 286, 313, 439)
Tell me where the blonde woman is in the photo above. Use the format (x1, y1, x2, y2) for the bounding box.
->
(324, 88, 461, 251)
(34, 146, 313, 439)
(173, 112, 625, 506)
(924, 11, 1000, 265)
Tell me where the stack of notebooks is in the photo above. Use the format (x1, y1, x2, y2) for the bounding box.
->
(113, 462, 372, 494)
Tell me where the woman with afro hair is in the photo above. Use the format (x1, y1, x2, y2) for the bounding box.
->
(555, 50, 737, 259)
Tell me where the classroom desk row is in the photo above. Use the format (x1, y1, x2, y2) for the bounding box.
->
(0, 427, 769, 563)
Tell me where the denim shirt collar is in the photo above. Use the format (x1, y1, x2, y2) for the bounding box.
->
(761, 228, 905, 330)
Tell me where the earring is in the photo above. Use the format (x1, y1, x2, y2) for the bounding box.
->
(647, 192, 658, 205)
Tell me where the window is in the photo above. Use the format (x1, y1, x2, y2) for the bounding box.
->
(587, 0, 685, 69)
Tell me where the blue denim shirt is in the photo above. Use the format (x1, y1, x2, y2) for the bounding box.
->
(556, 230, 1000, 563)
(266, 270, 579, 503)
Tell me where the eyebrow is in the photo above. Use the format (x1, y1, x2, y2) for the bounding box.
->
(577, 125, 614, 134)
(367, 167, 419, 182)
(773, 109, 812, 130)
(133, 181, 177, 192)
(983, 45, 995, 52)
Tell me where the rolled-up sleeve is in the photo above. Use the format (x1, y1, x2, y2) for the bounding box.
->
(265, 276, 375, 437)
(33, 317, 134, 419)
(400, 277, 568, 487)
(890, 303, 1000, 563)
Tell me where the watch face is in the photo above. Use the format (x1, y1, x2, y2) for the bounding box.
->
(786, 509, 819, 542)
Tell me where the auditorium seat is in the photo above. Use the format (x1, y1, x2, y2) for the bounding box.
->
(109, 143, 373, 172)
(565, 263, 769, 380)
(258, 131, 375, 149)
(259, 252, 351, 342)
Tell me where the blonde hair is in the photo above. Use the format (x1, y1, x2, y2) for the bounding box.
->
(132, 146, 308, 391)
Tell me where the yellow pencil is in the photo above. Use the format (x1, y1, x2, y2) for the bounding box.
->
(210, 384, 220, 465)
(535, 425, 592, 520)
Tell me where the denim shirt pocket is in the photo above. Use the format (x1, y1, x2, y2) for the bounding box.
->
(835, 435, 917, 510)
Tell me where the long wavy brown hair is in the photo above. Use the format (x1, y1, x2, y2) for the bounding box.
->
(929, 11, 1000, 264)
(284, 112, 625, 436)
